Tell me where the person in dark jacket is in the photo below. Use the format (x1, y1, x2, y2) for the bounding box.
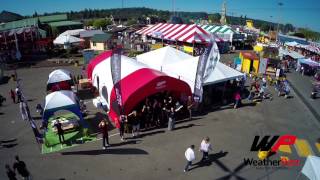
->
(98, 119, 109, 149)
(53, 120, 65, 144)
(13, 156, 30, 180)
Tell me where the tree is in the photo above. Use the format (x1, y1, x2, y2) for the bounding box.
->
(33, 11, 38, 17)
(93, 18, 112, 29)
(126, 19, 137, 26)
(260, 23, 270, 32)
(84, 19, 94, 26)
(283, 23, 294, 33)
(208, 13, 220, 23)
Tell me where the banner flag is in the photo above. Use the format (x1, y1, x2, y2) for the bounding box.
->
(110, 48, 123, 116)
(193, 35, 220, 103)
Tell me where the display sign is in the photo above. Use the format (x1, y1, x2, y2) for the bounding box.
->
(259, 58, 268, 74)
(183, 46, 193, 53)
(151, 43, 163, 50)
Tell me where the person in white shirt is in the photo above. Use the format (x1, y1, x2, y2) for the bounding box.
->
(184, 145, 195, 172)
(199, 137, 212, 161)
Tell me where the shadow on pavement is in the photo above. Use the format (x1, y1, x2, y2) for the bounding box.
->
(61, 148, 148, 155)
(32, 116, 42, 120)
(175, 117, 202, 125)
(1, 138, 18, 148)
(0, 76, 10, 85)
(190, 151, 229, 171)
(138, 130, 165, 138)
(174, 123, 201, 131)
(110, 140, 142, 147)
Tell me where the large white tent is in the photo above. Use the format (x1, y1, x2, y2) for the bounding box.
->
(136, 46, 240, 91)
(301, 156, 320, 180)
(53, 34, 84, 45)
(279, 48, 305, 59)
(284, 41, 299, 47)
(47, 69, 71, 84)
(60, 29, 85, 37)
(136, 46, 193, 71)
(203, 62, 244, 85)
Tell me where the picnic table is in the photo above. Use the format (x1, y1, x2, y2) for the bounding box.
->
(51, 117, 79, 133)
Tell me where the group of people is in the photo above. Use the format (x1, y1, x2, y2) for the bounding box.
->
(97, 92, 194, 149)
(5, 156, 31, 180)
(121, 93, 193, 136)
(184, 137, 213, 172)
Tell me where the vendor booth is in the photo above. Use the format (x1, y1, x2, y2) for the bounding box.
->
(43, 90, 87, 128)
(239, 51, 260, 73)
(297, 58, 320, 75)
(87, 50, 192, 127)
(47, 69, 73, 91)
(198, 24, 236, 42)
(136, 23, 212, 45)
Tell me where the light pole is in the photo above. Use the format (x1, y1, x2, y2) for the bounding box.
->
(269, 16, 273, 31)
(276, 2, 283, 41)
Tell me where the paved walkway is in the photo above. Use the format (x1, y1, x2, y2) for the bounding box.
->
(286, 71, 320, 121)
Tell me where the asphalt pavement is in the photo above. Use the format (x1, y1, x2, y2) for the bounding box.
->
(286, 70, 320, 121)
(0, 64, 319, 180)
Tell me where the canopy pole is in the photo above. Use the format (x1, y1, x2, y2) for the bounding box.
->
(3, 32, 7, 49)
(192, 41, 195, 56)
(14, 31, 19, 51)
(222, 81, 227, 104)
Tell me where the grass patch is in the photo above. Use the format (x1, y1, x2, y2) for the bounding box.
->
(42, 113, 98, 154)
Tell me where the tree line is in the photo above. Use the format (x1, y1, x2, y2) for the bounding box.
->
(28, 7, 320, 41)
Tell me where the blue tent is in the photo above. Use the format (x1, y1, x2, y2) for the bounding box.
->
(43, 90, 88, 128)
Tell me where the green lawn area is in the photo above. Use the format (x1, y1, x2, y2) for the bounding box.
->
(42, 113, 98, 154)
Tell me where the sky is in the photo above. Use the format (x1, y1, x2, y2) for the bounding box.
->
(1, 0, 320, 32)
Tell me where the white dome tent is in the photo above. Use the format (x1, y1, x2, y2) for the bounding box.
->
(53, 34, 84, 49)
(48, 69, 71, 84)
(47, 69, 73, 91)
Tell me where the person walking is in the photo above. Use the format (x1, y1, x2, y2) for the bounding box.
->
(184, 145, 196, 172)
(10, 89, 16, 104)
(119, 115, 127, 141)
(128, 110, 140, 137)
(234, 90, 241, 109)
(13, 156, 31, 180)
(99, 119, 109, 149)
(167, 107, 176, 131)
(199, 137, 212, 161)
(53, 120, 65, 144)
(5, 164, 17, 180)
(15, 87, 22, 103)
(36, 104, 43, 116)
(187, 96, 194, 120)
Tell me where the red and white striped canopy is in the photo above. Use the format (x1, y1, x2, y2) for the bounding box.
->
(136, 23, 212, 43)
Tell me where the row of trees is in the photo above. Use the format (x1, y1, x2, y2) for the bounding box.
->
(29, 7, 319, 40)
(84, 18, 112, 28)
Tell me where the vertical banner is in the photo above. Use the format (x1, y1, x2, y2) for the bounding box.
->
(110, 48, 123, 116)
(259, 58, 268, 74)
(193, 43, 213, 103)
(193, 35, 220, 103)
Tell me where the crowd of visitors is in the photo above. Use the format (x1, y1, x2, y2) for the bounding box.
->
(99, 91, 194, 147)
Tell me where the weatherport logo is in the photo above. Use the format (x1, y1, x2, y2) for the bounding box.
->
(243, 135, 300, 168)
